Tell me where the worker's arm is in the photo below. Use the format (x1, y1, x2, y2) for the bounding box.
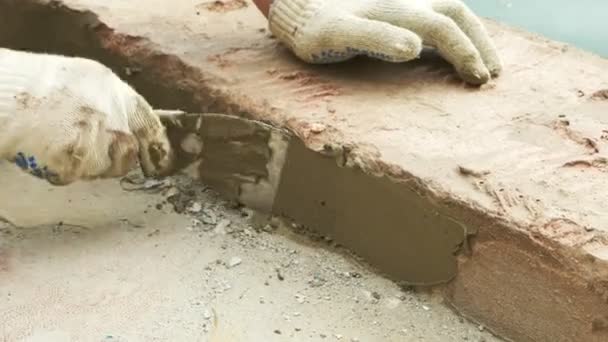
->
(252, 0, 501, 85)
(0, 48, 174, 185)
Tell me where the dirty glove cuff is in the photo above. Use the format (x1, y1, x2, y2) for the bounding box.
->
(0, 48, 173, 185)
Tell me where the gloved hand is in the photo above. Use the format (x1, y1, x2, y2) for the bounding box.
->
(268, 0, 501, 85)
(0, 48, 174, 185)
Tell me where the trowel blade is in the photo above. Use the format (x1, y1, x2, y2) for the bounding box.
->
(156, 110, 291, 213)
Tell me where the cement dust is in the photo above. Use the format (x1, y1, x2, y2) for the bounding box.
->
(0, 163, 501, 342)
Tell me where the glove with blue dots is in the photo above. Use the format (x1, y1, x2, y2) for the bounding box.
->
(0, 48, 175, 185)
(268, 0, 502, 85)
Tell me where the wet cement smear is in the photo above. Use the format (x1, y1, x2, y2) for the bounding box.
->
(163, 113, 469, 285)
(273, 140, 468, 285)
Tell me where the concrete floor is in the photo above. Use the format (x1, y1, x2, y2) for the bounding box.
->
(0, 163, 501, 342)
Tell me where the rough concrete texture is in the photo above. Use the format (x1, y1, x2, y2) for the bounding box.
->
(0, 163, 502, 342)
(0, 0, 608, 341)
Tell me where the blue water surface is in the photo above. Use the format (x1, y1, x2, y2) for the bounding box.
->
(464, 0, 608, 57)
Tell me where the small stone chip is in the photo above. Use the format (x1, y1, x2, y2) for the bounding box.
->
(187, 202, 203, 213)
(308, 275, 327, 287)
(227, 257, 242, 268)
(202, 208, 218, 224)
(214, 219, 231, 234)
(295, 294, 306, 304)
(310, 123, 326, 134)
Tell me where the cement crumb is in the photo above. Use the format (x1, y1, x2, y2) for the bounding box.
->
(458, 165, 491, 178)
(226, 256, 242, 268)
(310, 123, 327, 134)
(187, 201, 203, 213)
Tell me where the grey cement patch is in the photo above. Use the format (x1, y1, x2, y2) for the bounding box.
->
(161, 112, 470, 285)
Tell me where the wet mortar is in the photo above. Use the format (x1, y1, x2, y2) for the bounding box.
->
(160, 112, 471, 286)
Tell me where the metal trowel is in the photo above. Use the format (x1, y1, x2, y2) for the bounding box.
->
(156, 110, 292, 213)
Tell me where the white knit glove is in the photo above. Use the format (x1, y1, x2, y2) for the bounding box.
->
(0, 48, 174, 185)
(268, 0, 501, 84)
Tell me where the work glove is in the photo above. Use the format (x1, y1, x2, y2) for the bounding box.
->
(0, 48, 174, 185)
(268, 0, 501, 85)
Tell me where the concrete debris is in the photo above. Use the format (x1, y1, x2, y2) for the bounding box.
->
(0, 164, 502, 341)
(143, 179, 171, 190)
(120, 172, 172, 193)
(310, 123, 327, 134)
(198, 0, 248, 13)
(308, 274, 327, 288)
(295, 294, 307, 304)
(345, 271, 362, 278)
(214, 219, 232, 234)
(185, 218, 202, 231)
(385, 297, 402, 309)
(227, 256, 242, 268)
(187, 201, 203, 213)
(124, 66, 142, 76)
(201, 208, 218, 225)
